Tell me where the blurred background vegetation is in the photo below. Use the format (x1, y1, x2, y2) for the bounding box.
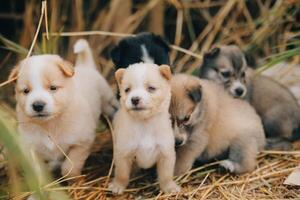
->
(0, 0, 299, 199)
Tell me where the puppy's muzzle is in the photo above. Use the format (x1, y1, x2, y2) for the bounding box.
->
(32, 101, 46, 113)
(234, 87, 245, 97)
(131, 97, 140, 106)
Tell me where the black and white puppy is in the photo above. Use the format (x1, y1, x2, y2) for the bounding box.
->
(111, 32, 170, 69)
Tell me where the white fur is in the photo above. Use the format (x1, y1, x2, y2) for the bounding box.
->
(114, 110, 174, 169)
(220, 160, 235, 173)
(230, 80, 247, 98)
(74, 39, 119, 118)
(19, 62, 54, 117)
(74, 39, 119, 117)
(16, 39, 116, 176)
(124, 65, 150, 110)
(141, 44, 154, 63)
(110, 63, 180, 194)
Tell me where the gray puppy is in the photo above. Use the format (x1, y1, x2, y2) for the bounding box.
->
(199, 45, 300, 150)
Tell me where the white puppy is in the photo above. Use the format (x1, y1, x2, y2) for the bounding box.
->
(109, 63, 180, 194)
(9, 39, 116, 177)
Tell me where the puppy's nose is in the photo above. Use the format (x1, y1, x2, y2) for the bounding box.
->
(175, 138, 184, 147)
(234, 88, 244, 97)
(32, 101, 46, 112)
(131, 97, 140, 106)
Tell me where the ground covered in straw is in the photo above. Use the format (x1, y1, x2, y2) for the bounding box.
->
(0, 114, 299, 200)
(3, 131, 298, 200)
(69, 132, 300, 199)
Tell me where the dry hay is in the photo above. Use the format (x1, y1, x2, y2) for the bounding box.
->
(0, 123, 299, 199)
(15, 132, 300, 200)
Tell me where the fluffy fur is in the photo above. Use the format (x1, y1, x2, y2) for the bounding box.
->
(74, 39, 119, 118)
(109, 63, 180, 194)
(10, 39, 115, 177)
(110, 32, 170, 69)
(262, 62, 300, 105)
(199, 45, 300, 150)
(170, 74, 265, 175)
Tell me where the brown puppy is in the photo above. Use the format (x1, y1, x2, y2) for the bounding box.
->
(170, 74, 265, 175)
(109, 63, 180, 194)
(199, 45, 300, 150)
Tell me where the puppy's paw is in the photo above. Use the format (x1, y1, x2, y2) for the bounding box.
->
(61, 161, 81, 177)
(265, 138, 292, 151)
(161, 181, 181, 194)
(219, 160, 235, 173)
(108, 181, 126, 195)
(174, 162, 192, 176)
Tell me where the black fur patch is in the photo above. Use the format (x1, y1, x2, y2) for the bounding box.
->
(244, 52, 256, 68)
(230, 51, 244, 72)
(110, 32, 170, 69)
(291, 125, 300, 141)
(199, 48, 220, 78)
(187, 86, 202, 103)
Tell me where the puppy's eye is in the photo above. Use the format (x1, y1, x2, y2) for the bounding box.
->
(220, 71, 231, 78)
(23, 88, 30, 95)
(147, 86, 156, 93)
(213, 67, 219, 72)
(49, 85, 57, 91)
(125, 87, 131, 93)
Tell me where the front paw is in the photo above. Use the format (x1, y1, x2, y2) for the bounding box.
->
(61, 160, 81, 177)
(174, 162, 192, 176)
(161, 181, 181, 193)
(219, 160, 236, 173)
(108, 180, 126, 195)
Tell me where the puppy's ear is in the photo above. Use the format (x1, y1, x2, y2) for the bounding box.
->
(244, 52, 256, 69)
(115, 68, 126, 85)
(111, 45, 120, 65)
(187, 85, 202, 103)
(204, 47, 220, 60)
(159, 65, 172, 80)
(57, 60, 74, 77)
(151, 33, 170, 53)
(8, 65, 20, 82)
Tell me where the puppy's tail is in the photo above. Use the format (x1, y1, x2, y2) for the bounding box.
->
(73, 39, 96, 68)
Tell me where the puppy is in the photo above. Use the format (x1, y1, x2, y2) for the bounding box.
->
(109, 63, 180, 194)
(262, 62, 300, 105)
(170, 74, 265, 175)
(199, 45, 300, 150)
(111, 32, 170, 69)
(9, 39, 110, 177)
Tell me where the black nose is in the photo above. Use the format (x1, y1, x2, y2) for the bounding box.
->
(175, 138, 184, 146)
(131, 97, 140, 106)
(32, 101, 46, 112)
(235, 88, 244, 96)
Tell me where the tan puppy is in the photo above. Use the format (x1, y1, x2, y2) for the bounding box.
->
(9, 39, 111, 177)
(109, 63, 180, 194)
(170, 74, 265, 175)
